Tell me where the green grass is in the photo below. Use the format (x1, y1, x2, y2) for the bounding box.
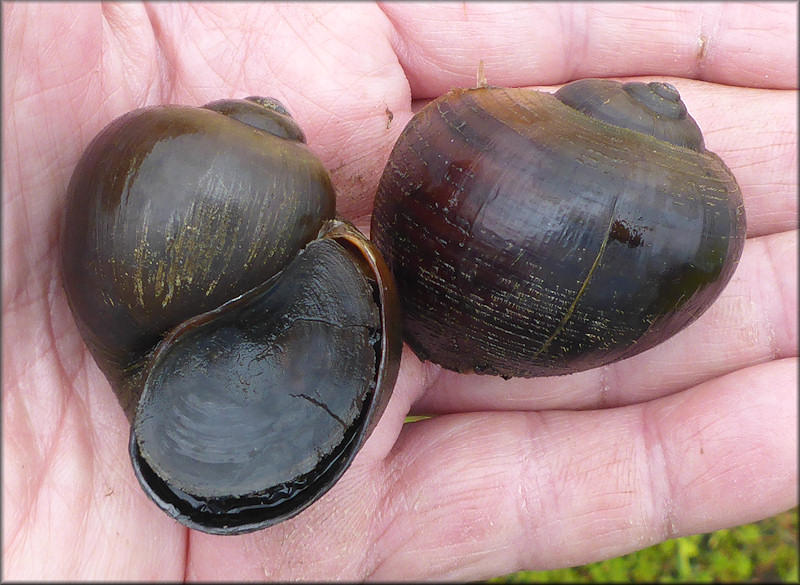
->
(490, 507, 798, 582)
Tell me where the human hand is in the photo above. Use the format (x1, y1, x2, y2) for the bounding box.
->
(3, 2, 796, 580)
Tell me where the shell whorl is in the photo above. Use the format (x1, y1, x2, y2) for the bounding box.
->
(554, 79, 706, 151)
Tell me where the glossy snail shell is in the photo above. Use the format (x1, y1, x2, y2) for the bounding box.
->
(60, 97, 401, 534)
(371, 79, 746, 378)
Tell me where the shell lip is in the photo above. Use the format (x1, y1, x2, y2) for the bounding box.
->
(319, 216, 403, 437)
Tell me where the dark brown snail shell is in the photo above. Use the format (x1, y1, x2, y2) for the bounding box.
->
(60, 97, 401, 534)
(371, 79, 746, 378)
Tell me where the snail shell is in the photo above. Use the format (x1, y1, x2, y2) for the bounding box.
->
(371, 79, 746, 377)
(60, 97, 401, 534)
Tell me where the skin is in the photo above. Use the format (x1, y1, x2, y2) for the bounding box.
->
(2, 1, 797, 581)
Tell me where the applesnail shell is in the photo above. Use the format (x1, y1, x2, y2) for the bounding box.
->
(60, 97, 401, 534)
(371, 79, 746, 377)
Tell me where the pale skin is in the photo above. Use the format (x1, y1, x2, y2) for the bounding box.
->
(3, 2, 797, 581)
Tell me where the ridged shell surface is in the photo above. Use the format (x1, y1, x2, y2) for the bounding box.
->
(371, 85, 745, 377)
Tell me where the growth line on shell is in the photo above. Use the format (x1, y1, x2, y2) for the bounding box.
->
(533, 200, 618, 358)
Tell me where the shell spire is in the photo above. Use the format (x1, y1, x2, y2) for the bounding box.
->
(554, 79, 706, 151)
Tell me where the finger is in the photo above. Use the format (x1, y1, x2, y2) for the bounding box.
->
(380, 2, 798, 96)
(364, 358, 797, 580)
(412, 228, 797, 414)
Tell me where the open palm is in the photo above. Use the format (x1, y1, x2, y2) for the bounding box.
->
(3, 2, 797, 580)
